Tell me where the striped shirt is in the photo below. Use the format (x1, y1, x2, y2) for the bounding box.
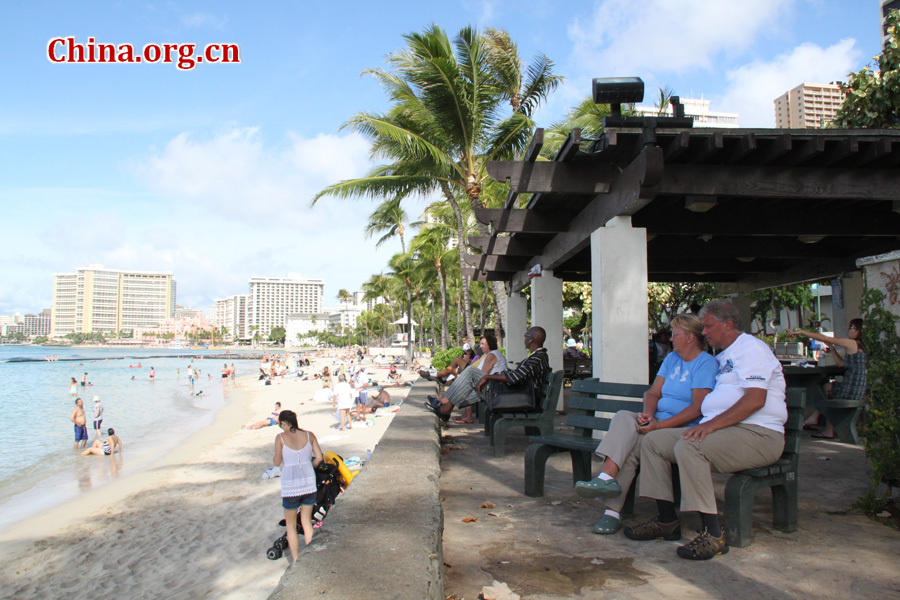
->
(504, 347, 550, 397)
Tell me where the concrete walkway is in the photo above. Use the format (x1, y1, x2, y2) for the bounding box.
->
(437, 389, 900, 599)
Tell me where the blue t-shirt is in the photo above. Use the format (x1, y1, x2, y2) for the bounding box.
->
(654, 351, 718, 423)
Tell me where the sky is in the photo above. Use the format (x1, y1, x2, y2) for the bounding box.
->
(0, 0, 883, 316)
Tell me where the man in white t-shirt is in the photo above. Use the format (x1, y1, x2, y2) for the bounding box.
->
(625, 300, 786, 561)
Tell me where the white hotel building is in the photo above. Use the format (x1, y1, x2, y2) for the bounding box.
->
(246, 274, 325, 339)
(51, 265, 176, 335)
(210, 294, 248, 341)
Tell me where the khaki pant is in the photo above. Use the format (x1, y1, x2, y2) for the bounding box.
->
(639, 424, 784, 514)
(594, 411, 645, 512)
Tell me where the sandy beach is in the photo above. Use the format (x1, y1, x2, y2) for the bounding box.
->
(0, 355, 414, 600)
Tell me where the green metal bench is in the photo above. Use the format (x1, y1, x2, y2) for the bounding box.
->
(524, 380, 645, 497)
(525, 380, 807, 548)
(485, 370, 564, 458)
(724, 386, 805, 547)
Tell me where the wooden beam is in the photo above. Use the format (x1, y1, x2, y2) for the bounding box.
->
(714, 257, 860, 292)
(637, 210, 900, 236)
(524, 128, 544, 162)
(467, 236, 537, 256)
(461, 268, 514, 282)
(754, 133, 792, 165)
(722, 132, 756, 163)
(509, 145, 665, 291)
(658, 164, 900, 201)
(557, 128, 582, 162)
(648, 235, 900, 259)
(462, 254, 530, 271)
(474, 208, 570, 233)
(485, 160, 613, 194)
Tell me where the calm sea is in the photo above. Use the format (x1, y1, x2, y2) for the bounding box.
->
(0, 345, 259, 532)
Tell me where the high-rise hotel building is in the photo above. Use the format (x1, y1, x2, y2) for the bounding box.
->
(51, 265, 176, 335)
(210, 294, 249, 341)
(774, 82, 846, 129)
(247, 274, 324, 338)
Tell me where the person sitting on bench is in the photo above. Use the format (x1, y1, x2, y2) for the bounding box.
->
(574, 314, 717, 536)
(419, 348, 475, 384)
(626, 300, 786, 561)
(426, 328, 548, 423)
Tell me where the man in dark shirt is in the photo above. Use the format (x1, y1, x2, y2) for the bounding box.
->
(426, 326, 550, 423)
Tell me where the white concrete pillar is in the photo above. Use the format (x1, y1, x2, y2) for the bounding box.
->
(591, 216, 649, 384)
(531, 270, 564, 410)
(504, 292, 528, 364)
(729, 293, 753, 333)
(832, 271, 865, 334)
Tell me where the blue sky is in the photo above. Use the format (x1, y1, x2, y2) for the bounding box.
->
(0, 0, 882, 316)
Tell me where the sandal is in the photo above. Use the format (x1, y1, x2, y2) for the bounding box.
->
(676, 528, 729, 560)
(425, 402, 450, 423)
(623, 518, 681, 541)
(592, 514, 622, 535)
(802, 424, 819, 431)
(575, 477, 622, 499)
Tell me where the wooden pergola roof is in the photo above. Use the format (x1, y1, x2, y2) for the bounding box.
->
(465, 127, 900, 292)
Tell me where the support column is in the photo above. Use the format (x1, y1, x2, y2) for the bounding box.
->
(591, 216, 648, 384)
(832, 271, 865, 334)
(730, 293, 753, 333)
(504, 292, 528, 364)
(531, 270, 564, 409)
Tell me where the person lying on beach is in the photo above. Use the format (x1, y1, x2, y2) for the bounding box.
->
(81, 428, 124, 456)
(244, 403, 282, 429)
(273, 410, 323, 562)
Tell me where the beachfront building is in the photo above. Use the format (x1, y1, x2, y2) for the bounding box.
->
(637, 97, 739, 128)
(285, 312, 332, 348)
(50, 265, 176, 335)
(175, 305, 204, 319)
(24, 310, 52, 337)
(131, 313, 210, 344)
(246, 274, 325, 341)
(774, 83, 846, 129)
(210, 294, 248, 342)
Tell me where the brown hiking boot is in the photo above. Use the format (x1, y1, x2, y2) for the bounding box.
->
(623, 518, 681, 541)
(676, 529, 729, 560)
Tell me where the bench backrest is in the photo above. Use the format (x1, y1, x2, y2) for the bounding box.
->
(536, 370, 565, 413)
(567, 380, 646, 437)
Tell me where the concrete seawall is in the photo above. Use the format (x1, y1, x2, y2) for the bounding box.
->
(270, 381, 444, 599)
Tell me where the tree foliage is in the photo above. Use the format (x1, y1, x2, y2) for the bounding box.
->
(647, 283, 717, 331)
(832, 11, 900, 129)
(746, 284, 814, 334)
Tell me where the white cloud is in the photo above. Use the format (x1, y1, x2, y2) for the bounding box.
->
(568, 0, 793, 77)
(131, 127, 372, 227)
(718, 38, 860, 127)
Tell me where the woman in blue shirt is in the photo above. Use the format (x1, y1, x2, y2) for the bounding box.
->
(575, 314, 717, 535)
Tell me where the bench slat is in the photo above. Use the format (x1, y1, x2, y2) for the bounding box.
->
(568, 396, 643, 413)
(529, 434, 598, 451)
(572, 380, 647, 398)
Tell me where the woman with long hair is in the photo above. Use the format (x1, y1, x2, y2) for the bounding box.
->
(273, 410, 323, 562)
(789, 318, 866, 439)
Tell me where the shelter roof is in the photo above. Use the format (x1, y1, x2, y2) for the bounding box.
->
(467, 127, 900, 292)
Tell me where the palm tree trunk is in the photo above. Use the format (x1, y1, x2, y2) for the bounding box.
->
(439, 271, 449, 350)
(440, 182, 474, 343)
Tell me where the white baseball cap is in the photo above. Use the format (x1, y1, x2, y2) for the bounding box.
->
(566, 339, 576, 347)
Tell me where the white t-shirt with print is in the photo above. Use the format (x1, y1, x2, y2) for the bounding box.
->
(700, 333, 787, 433)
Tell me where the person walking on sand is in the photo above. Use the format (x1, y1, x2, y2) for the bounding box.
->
(82, 428, 124, 456)
(333, 374, 354, 432)
(273, 410, 323, 562)
(70, 398, 88, 449)
(92, 396, 104, 439)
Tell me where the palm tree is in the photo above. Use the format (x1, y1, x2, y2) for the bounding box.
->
(387, 251, 417, 362)
(366, 196, 410, 253)
(411, 216, 456, 349)
(313, 25, 561, 344)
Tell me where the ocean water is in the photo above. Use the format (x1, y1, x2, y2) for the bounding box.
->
(0, 345, 260, 531)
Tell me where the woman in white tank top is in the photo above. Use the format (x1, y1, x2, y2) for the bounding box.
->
(273, 409, 323, 562)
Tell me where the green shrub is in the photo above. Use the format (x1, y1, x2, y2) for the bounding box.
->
(431, 347, 463, 371)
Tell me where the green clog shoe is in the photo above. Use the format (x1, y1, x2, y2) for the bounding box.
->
(592, 514, 622, 535)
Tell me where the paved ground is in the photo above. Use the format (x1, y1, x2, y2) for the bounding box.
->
(436, 394, 900, 600)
